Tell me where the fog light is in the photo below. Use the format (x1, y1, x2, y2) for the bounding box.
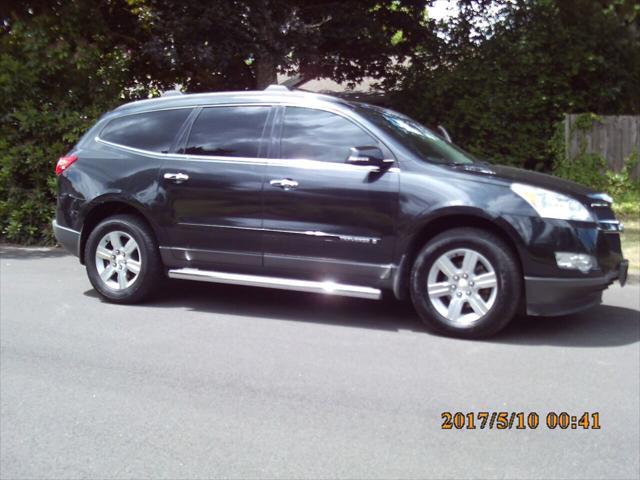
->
(555, 252, 596, 273)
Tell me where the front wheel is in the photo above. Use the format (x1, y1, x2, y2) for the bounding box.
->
(410, 227, 522, 338)
(85, 214, 163, 304)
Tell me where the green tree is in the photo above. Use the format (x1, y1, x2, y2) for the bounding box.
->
(140, 0, 435, 91)
(391, 0, 640, 171)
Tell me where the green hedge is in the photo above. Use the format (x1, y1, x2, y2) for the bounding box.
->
(0, 13, 133, 244)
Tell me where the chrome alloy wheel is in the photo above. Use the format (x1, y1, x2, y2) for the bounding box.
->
(426, 248, 498, 327)
(94, 231, 142, 290)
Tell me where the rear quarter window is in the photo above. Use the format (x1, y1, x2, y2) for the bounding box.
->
(99, 108, 192, 153)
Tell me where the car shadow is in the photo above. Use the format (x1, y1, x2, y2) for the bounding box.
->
(492, 306, 640, 347)
(84, 279, 640, 347)
(85, 279, 425, 332)
(0, 245, 69, 260)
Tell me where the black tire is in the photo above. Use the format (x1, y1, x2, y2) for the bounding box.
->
(85, 214, 163, 304)
(410, 227, 521, 339)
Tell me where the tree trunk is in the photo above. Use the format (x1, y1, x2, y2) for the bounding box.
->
(255, 56, 278, 89)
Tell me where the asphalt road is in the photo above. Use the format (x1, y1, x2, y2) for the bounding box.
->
(1, 246, 639, 480)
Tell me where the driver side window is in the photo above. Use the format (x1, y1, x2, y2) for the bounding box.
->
(280, 107, 378, 163)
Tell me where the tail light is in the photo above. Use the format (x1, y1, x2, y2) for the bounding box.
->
(55, 155, 78, 175)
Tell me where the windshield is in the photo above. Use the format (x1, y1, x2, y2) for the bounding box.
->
(354, 105, 475, 165)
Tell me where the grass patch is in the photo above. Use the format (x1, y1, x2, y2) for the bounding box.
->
(612, 188, 640, 217)
(619, 215, 640, 271)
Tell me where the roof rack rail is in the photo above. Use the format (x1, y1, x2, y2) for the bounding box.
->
(264, 84, 289, 91)
(161, 90, 183, 97)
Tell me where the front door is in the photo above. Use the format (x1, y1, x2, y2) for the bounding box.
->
(262, 106, 399, 286)
(159, 104, 272, 269)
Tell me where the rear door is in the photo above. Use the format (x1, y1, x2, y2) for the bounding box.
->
(262, 106, 399, 285)
(95, 107, 195, 250)
(158, 104, 273, 269)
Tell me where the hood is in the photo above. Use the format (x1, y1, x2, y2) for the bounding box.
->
(450, 163, 598, 201)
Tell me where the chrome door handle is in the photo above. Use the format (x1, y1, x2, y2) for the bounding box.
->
(163, 172, 189, 183)
(270, 178, 298, 190)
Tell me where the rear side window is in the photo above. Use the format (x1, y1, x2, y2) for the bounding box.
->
(183, 106, 270, 157)
(280, 107, 377, 162)
(100, 109, 192, 153)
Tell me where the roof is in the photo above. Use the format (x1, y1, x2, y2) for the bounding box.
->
(112, 88, 351, 116)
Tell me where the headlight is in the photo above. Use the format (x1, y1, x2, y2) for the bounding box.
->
(510, 183, 594, 221)
(555, 252, 596, 273)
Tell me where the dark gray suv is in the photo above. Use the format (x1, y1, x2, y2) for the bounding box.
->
(53, 87, 628, 338)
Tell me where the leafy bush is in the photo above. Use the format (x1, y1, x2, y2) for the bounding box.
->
(0, 6, 139, 244)
(612, 189, 640, 217)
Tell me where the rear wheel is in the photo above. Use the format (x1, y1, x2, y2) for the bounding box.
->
(85, 214, 162, 304)
(410, 227, 521, 338)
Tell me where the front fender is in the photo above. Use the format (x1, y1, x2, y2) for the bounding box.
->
(391, 205, 530, 300)
(399, 205, 528, 258)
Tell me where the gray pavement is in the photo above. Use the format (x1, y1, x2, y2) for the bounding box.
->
(1, 246, 639, 479)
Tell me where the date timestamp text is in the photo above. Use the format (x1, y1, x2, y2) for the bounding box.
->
(441, 412, 601, 430)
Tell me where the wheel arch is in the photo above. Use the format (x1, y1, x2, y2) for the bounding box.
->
(78, 199, 159, 265)
(393, 210, 525, 302)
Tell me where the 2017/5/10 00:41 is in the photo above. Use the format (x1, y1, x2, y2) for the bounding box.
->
(441, 411, 602, 430)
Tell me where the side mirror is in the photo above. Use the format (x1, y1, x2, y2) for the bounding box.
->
(346, 146, 394, 168)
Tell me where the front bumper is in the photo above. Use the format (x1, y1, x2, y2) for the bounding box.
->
(52, 220, 80, 257)
(525, 260, 628, 316)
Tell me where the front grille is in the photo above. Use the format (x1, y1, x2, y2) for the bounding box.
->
(587, 192, 617, 223)
(590, 204, 616, 222)
(586, 194, 624, 273)
(590, 204, 623, 234)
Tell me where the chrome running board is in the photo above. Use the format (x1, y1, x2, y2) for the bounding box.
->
(167, 268, 382, 300)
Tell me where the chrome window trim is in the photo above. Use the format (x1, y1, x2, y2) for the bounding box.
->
(95, 101, 400, 172)
(266, 158, 399, 172)
(95, 137, 266, 165)
(95, 137, 398, 172)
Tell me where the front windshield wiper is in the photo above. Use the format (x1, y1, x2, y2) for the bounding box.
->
(444, 161, 473, 166)
(447, 162, 496, 175)
(446, 159, 491, 167)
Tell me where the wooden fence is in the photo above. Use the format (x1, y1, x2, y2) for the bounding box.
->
(564, 114, 640, 180)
